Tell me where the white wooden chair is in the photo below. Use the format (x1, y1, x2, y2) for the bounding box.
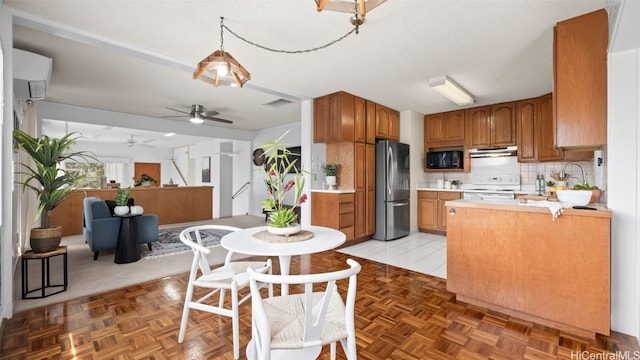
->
(177, 225, 273, 359)
(246, 258, 361, 360)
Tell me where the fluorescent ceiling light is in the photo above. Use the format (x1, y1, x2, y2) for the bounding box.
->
(164, 132, 176, 137)
(429, 76, 474, 106)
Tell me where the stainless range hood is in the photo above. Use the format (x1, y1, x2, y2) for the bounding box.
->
(469, 146, 517, 158)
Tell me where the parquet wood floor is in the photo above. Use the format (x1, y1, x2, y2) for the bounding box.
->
(1, 250, 638, 359)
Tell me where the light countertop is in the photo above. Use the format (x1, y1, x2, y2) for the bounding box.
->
(445, 198, 610, 215)
(310, 189, 355, 194)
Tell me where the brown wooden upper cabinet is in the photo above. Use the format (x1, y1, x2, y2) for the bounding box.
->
(365, 100, 376, 144)
(354, 96, 366, 143)
(516, 95, 565, 163)
(467, 102, 516, 148)
(314, 91, 355, 143)
(516, 98, 538, 162)
(537, 94, 565, 162)
(553, 8, 608, 150)
(424, 110, 465, 146)
(517, 94, 591, 163)
(375, 104, 400, 141)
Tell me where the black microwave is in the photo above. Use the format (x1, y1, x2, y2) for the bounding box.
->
(426, 150, 463, 169)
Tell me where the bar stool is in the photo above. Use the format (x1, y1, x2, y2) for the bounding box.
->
(21, 246, 68, 299)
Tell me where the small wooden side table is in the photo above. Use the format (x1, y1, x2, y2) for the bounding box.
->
(21, 246, 68, 299)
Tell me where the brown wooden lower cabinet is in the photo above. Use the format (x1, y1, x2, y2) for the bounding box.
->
(311, 191, 355, 241)
(50, 186, 213, 236)
(445, 200, 610, 337)
(418, 190, 461, 233)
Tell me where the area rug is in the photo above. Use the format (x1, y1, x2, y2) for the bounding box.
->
(140, 226, 232, 259)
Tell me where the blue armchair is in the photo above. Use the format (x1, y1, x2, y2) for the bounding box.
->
(83, 197, 160, 260)
(83, 197, 120, 260)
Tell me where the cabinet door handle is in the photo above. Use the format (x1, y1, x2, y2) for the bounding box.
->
(449, 208, 456, 216)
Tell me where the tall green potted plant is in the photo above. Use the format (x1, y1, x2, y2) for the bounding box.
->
(259, 131, 307, 236)
(14, 129, 98, 252)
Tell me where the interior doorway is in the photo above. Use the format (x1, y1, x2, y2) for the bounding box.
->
(134, 162, 161, 185)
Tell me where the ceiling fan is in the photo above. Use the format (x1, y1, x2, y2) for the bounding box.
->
(125, 135, 153, 148)
(164, 104, 233, 124)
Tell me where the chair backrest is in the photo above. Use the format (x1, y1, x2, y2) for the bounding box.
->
(247, 259, 361, 354)
(179, 225, 242, 277)
(83, 197, 98, 229)
(83, 197, 112, 230)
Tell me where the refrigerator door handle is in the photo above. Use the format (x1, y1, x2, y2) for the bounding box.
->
(391, 202, 408, 207)
(387, 145, 394, 196)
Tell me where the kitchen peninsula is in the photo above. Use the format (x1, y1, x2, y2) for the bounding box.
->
(445, 199, 610, 337)
(50, 186, 213, 236)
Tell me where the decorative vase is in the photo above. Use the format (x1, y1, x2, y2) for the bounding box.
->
(142, 181, 151, 187)
(267, 223, 301, 237)
(326, 176, 337, 185)
(30, 226, 62, 253)
(130, 205, 144, 215)
(114, 205, 129, 216)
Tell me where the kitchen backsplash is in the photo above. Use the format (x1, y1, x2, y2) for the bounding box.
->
(424, 160, 596, 190)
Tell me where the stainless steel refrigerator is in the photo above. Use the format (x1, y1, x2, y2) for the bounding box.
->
(373, 140, 410, 241)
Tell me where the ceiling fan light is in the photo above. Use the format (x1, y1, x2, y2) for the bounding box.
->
(428, 75, 474, 106)
(190, 112, 204, 124)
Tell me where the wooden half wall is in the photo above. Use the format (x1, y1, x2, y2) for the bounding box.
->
(50, 186, 214, 236)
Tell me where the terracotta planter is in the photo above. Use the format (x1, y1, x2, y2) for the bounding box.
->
(589, 189, 601, 204)
(30, 226, 62, 253)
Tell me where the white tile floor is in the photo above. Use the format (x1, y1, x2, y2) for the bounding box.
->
(337, 232, 447, 279)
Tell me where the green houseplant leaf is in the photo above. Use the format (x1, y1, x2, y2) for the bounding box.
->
(14, 129, 98, 229)
(258, 130, 308, 228)
(115, 187, 131, 206)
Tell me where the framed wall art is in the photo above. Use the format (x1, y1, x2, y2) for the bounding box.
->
(202, 156, 211, 183)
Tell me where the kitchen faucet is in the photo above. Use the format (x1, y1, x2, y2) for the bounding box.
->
(560, 162, 586, 186)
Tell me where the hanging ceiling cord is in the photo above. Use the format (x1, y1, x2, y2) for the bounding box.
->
(217, 1, 363, 55)
(221, 23, 358, 55)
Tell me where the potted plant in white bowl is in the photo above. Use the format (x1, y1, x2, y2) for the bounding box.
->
(259, 131, 307, 236)
(114, 187, 131, 215)
(13, 129, 97, 252)
(323, 163, 339, 186)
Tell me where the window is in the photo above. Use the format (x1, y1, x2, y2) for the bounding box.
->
(65, 162, 104, 188)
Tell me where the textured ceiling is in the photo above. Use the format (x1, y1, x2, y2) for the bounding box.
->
(6, 0, 607, 147)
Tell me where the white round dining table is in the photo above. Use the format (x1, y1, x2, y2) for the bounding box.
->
(220, 225, 346, 295)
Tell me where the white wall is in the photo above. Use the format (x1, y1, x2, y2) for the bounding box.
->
(608, 0, 640, 339)
(608, 46, 639, 339)
(73, 141, 173, 187)
(0, 2, 12, 321)
(400, 110, 425, 233)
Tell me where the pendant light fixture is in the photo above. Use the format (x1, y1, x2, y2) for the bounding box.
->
(194, 2, 381, 88)
(193, 17, 251, 88)
(315, 0, 387, 18)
